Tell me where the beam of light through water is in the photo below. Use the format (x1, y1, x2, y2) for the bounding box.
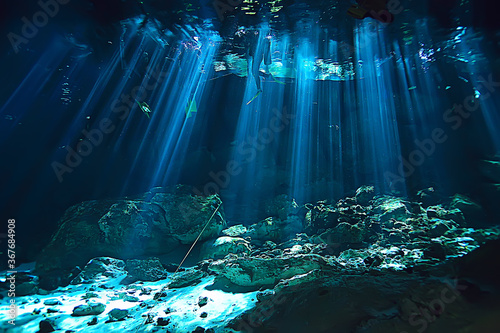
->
(225, 24, 287, 220)
(354, 20, 405, 194)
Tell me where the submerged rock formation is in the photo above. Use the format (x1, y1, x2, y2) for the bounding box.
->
(5, 185, 499, 332)
(35, 185, 225, 288)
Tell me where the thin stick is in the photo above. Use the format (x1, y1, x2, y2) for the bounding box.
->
(136, 201, 222, 331)
(175, 201, 222, 273)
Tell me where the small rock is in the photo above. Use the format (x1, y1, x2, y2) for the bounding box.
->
(82, 292, 99, 300)
(124, 295, 140, 302)
(193, 327, 206, 333)
(200, 312, 208, 318)
(87, 317, 98, 326)
(157, 317, 170, 326)
(429, 221, 453, 238)
(47, 308, 59, 313)
(43, 299, 62, 306)
(388, 231, 406, 244)
(39, 319, 56, 333)
(72, 302, 106, 316)
(108, 308, 128, 321)
(198, 296, 208, 307)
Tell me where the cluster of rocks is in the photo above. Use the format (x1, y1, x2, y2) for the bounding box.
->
(3, 184, 499, 332)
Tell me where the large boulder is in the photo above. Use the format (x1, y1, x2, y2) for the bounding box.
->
(36, 186, 225, 287)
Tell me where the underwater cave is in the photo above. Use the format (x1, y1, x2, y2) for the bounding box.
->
(1, 0, 500, 332)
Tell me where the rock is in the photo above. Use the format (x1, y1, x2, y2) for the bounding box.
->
(82, 292, 99, 299)
(265, 194, 300, 220)
(72, 302, 106, 316)
(423, 242, 447, 260)
(10, 273, 39, 296)
(427, 206, 465, 226)
(416, 187, 441, 207)
(123, 295, 139, 302)
(198, 296, 208, 307)
(71, 257, 126, 285)
(263, 241, 277, 250)
(108, 308, 128, 321)
(449, 194, 485, 223)
(43, 299, 62, 306)
(144, 186, 226, 244)
(193, 327, 206, 333)
(246, 217, 283, 243)
(167, 268, 206, 288)
(123, 257, 167, 283)
(39, 319, 56, 333)
(87, 317, 98, 326)
(319, 222, 365, 245)
(157, 317, 170, 326)
(479, 159, 500, 183)
(355, 185, 375, 205)
(222, 225, 248, 237)
(16, 281, 39, 296)
(36, 186, 226, 287)
(305, 201, 339, 233)
(208, 254, 336, 288)
(200, 312, 208, 318)
(200, 236, 251, 259)
(374, 198, 410, 222)
(428, 220, 454, 238)
(388, 231, 406, 244)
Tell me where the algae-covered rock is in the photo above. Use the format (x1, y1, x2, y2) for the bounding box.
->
(36, 186, 225, 288)
(124, 257, 167, 283)
(319, 222, 366, 245)
(72, 302, 106, 316)
(108, 308, 128, 321)
(246, 217, 283, 243)
(200, 236, 251, 259)
(208, 254, 335, 288)
(222, 224, 248, 237)
(374, 198, 410, 222)
(355, 185, 375, 205)
(71, 257, 126, 285)
(167, 268, 207, 288)
(305, 201, 339, 232)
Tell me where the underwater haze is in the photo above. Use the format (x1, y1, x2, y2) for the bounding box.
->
(1, 0, 500, 332)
